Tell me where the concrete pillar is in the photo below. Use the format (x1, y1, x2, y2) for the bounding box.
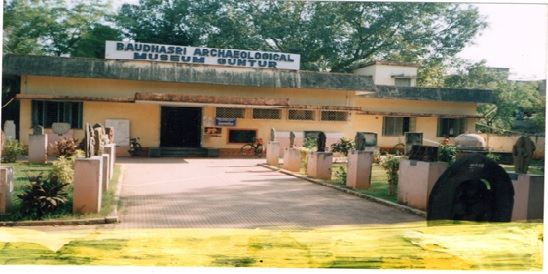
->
(398, 159, 448, 211)
(73, 156, 103, 214)
(511, 174, 544, 221)
(266, 141, 280, 166)
(104, 144, 116, 180)
(283, 148, 301, 172)
(0, 166, 14, 214)
(346, 150, 373, 190)
(102, 154, 110, 192)
(28, 134, 48, 163)
(307, 151, 333, 180)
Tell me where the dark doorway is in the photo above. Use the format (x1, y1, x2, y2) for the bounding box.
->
(160, 107, 202, 147)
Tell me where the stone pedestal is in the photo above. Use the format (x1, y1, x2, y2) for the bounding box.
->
(104, 144, 116, 179)
(511, 173, 544, 221)
(283, 148, 301, 172)
(102, 154, 110, 192)
(398, 159, 448, 211)
(73, 157, 103, 214)
(28, 134, 48, 163)
(0, 166, 14, 214)
(346, 150, 373, 190)
(307, 151, 333, 180)
(266, 141, 280, 166)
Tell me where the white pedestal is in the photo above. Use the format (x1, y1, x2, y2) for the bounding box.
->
(511, 173, 544, 221)
(307, 152, 333, 180)
(28, 134, 48, 163)
(346, 150, 373, 190)
(283, 148, 301, 172)
(0, 166, 14, 214)
(266, 141, 280, 166)
(102, 154, 110, 192)
(398, 159, 448, 211)
(104, 144, 116, 179)
(73, 156, 103, 214)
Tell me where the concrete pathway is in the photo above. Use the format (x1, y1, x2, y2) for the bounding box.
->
(113, 157, 423, 229)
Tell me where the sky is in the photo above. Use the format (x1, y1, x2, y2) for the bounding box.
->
(457, 2, 548, 80)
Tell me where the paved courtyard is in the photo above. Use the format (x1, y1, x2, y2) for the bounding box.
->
(114, 157, 424, 229)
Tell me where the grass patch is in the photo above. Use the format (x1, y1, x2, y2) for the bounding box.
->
(0, 160, 121, 221)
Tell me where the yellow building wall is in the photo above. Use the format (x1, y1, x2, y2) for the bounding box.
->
(18, 75, 483, 153)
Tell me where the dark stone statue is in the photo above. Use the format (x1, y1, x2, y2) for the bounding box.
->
(512, 136, 536, 174)
(289, 131, 295, 148)
(317, 132, 326, 152)
(355, 132, 366, 151)
(427, 153, 514, 225)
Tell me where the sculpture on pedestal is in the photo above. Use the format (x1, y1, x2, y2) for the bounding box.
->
(513, 136, 536, 174)
(317, 132, 326, 152)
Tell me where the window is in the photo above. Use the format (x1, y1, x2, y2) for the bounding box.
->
(216, 107, 245, 118)
(383, 117, 410, 136)
(252, 108, 281, 120)
(395, 78, 411, 87)
(320, 111, 348, 122)
(31, 101, 83, 128)
(438, 118, 466, 137)
(288, 109, 315, 121)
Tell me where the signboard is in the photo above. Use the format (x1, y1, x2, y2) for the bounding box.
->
(215, 117, 236, 127)
(105, 41, 300, 70)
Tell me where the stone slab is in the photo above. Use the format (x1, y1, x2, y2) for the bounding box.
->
(283, 148, 301, 172)
(266, 141, 280, 166)
(28, 134, 48, 163)
(73, 156, 103, 214)
(346, 150, 373, 190)
(0, 167, 14, 214)
(511, 173, 544, 221)
(307, 152, 333, 180)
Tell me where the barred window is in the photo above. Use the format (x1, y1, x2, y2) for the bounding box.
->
(216, 107, 245, 118)
(252, 108, 281, 119)
(288, 109, 315, 121)
(320, 111, 348, 122)
(32, 100, 83, 128)
(383, 117, 410, 136)
(438, 118, 466, 137)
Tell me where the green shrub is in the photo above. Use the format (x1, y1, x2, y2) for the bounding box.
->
(330, 137, 354, 156)
(486, 152, 501, 163)
(380, 155, 400, 196)
(17, 174, 70, 220)
(335, 165, 347, 184)
(438, 145, 456, 164)
(2, 139, 25, 163)
(303, 136, 317, 149)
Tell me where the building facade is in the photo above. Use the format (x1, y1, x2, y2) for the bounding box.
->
(2, 52, 494, 157)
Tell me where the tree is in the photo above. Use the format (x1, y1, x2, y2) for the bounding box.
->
(114, 1, 487, 72)
(443, 60, 545, 134)
(3, 0, 115, 56)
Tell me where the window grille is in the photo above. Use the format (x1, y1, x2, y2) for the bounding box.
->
(437, 118, 466, 137)
(252, 108, 281, 119)
(288, 109, 315, 121)
(383, 117, 410, 136)
(31, 100, 83, 128)
(216, 107, 245, 118)
(320, 111, 348, 122)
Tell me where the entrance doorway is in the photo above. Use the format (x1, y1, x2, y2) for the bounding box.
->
(160, 107, 202, 147)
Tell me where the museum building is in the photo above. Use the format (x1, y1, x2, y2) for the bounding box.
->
(2, 41, 495, 157)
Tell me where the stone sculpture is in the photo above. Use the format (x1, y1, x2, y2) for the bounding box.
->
(317, 132, 326, 152)
(355, 132, 366, 151)
(270, 128, 276, 142)
(289, 131, 295, 148)
(427, 153, 514, 224)
(32, 125, 44, 135)
(512, 136, 536, 174)
(79, 123, 95, 158)
(93, 123, 108, 155)
(105, 127, 115, 144)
